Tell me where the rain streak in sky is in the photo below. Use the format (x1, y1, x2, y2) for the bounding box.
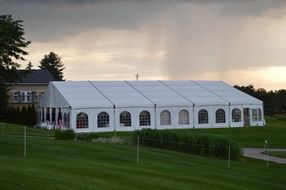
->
(1, 0, 286, 90)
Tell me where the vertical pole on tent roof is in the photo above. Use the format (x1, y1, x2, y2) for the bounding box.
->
(24, 125, 26, 158)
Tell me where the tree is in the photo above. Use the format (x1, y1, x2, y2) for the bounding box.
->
(0, 15, 30, 108)
(39, 52, 65, 81)
(26, 61, 33, 70)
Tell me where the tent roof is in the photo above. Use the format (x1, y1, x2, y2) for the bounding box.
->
(162, 80, 229, 106)
(40, 80, 262, 109)
(195, 81, 263, 105)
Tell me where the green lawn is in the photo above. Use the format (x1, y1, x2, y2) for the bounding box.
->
(0, 135, 285, 190)
(0, 116, 285, 189)
(95, 116, 286, 148)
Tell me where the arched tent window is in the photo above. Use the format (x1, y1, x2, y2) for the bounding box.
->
(120, 111, 131, 127)
(76, 112, 88, 129)
(216, 109, 226, 123)
(98, 112, 110, 128)
(139, 111, 151, 126)
(198, 109, 208, 124)
(160, 110, 171, 125)
(232, 108, 241, 122)
(179, 110, 189, 125)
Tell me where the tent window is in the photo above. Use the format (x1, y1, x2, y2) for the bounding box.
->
(160, 110, 171, 125)
(216, 109, 226, 123)
(232, 108, 241, 122)
(258, 108, 262, 121)
(253, 108, 262, 122)
(120, 111, 131, 127)
(76, 112, 88, 129)
(179, 110, 189, 125)
(139, 111, 151, 126)
(198, 109, 208, 124)
(252, 109, 258, 121)
(98, 112, 110, 128)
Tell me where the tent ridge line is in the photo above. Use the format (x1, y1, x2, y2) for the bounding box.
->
(191, 80, 230, 105)
(159, 80, 194, 105)
(124, 81, 156, 107)
(88, 81, 115, 107)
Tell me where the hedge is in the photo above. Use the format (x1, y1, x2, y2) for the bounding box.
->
(54, 129, 75, 140)
(135, 128, 242, 160)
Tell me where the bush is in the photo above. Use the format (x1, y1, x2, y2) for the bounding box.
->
(54, 129, 75, 140)
(135, 129, 242, 160)
(75, 133, 92, 142)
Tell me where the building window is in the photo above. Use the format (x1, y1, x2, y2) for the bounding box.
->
(98, 112, 110, 128)
(13, 92, 20, 102)
(216, 109, 226, 123)
(160, 110, 171, 125)
(179, 110, 189, 125)
(120, 111, 131, 127)
(67, 113, 70, 128)
(41, 107, 45, 122)
(19, 91, 32, 103)
(139, 111, 151, 126)
(76, 112, 88, 129)
(232, 108, 241, 122)
(198, 109, 208, 124)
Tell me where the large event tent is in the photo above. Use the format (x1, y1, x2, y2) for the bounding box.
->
(38, 80, 265, 132)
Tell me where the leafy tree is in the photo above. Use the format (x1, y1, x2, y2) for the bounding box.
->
(39, 52, 65, 81)
(0, 15, 30, 108)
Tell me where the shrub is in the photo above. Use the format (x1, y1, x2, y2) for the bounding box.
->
(76, 133, 92, 142)
(54, 129, 75, 140)
(135, 129, 242, 160)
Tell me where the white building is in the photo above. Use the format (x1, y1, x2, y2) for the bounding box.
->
(38, 80, 264, 132)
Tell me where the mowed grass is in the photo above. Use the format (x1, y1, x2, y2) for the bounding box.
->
(0, 135, 286, 190)
(93, 116, 286, 148)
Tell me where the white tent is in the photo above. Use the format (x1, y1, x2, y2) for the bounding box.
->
(38, 80, 264, 132)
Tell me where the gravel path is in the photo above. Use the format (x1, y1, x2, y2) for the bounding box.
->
(243, 148, 286, 164)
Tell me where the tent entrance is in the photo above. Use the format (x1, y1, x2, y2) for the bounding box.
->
(243, 108, 250, 126)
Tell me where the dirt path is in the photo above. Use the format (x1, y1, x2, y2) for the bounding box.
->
(243, 148, 286, 164)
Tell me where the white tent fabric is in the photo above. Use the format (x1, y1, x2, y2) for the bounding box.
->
(38, 80, 264, 132)
(162, 80, 229, 106)
(195, 81, 262, 105)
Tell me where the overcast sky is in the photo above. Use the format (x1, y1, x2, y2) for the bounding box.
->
(1, 0, 286, 90)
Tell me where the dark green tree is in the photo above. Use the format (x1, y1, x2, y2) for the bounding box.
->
(39, 52, 65, 81)
(0, 15, 30, 108)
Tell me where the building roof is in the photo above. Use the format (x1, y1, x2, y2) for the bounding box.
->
(40, 80, 263, 109)
(17, 69, 56, 84)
